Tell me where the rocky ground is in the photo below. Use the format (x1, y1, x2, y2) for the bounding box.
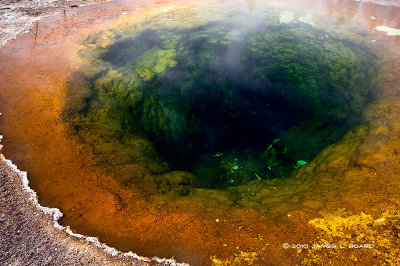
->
(0, 1, 178, 265)
(0, 0, 106, 46)
(0, 157, 155, 265)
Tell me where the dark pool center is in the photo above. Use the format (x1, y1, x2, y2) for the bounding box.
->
(67, 18, 378, 191)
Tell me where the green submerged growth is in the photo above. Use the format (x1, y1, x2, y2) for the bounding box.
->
(65, 18, 378, 193)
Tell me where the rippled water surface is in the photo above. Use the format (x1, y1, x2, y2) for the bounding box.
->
(1, 0, 400, 264)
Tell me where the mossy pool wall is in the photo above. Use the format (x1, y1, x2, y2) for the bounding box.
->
(65, 1, 378, 193)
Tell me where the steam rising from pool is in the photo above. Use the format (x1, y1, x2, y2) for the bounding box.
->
(3, 0, 400, 264)
(65, 4, 378, 191)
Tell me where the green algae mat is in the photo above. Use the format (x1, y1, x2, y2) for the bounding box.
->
(65, 4, 377, 192)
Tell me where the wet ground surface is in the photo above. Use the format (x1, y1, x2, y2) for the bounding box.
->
(1, 0, 400, 265)
(0, 0, 110, 46)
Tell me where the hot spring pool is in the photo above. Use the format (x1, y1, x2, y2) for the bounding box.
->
(1, 0, 400, 264)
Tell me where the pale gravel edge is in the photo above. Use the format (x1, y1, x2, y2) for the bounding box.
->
(1, 155, 186, 265)
(0, 112, 188, 265)
(0, 0, 187, 262)
(0, 0, 192, 260)
(0, 0, 108, 46)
